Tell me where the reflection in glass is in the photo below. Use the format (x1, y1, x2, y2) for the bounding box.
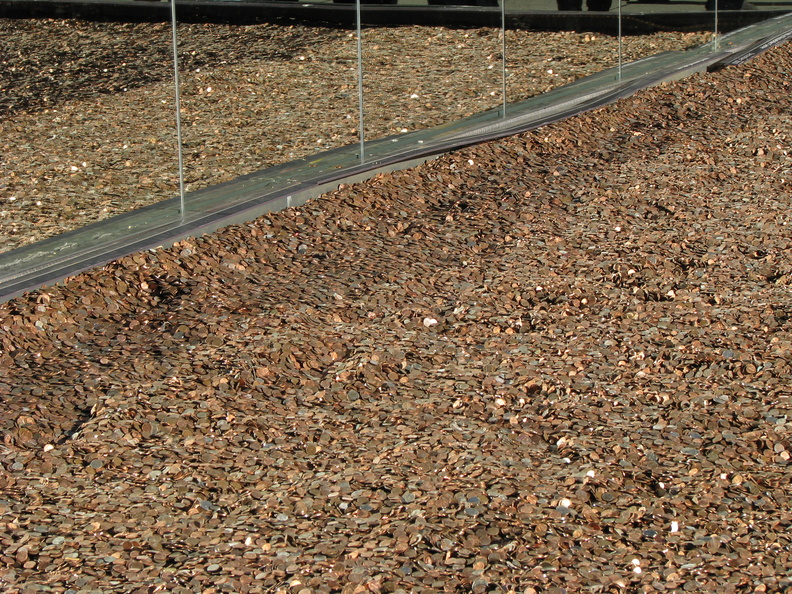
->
(618, 28, 713, 67)
(504, 16, 609, 104)
(504, 2, 717, 106)
(0, 18, 179, 255)
(175, 22, 358, 194)
(357, 20, 503, 144)
(3, 4, 788, 260)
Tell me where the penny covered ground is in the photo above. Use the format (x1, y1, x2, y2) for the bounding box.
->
(1, 28, 792, 594)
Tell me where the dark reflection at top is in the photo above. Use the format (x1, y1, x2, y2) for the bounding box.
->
(224, 0, 792, 9)
(333, 0, 498, 4)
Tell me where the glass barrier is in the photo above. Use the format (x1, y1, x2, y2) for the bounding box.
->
(504, 3, 724, 105)
(358, 10, 505, 153)
(504, 7, 617, 105)
(0, 17, 180, 255)
(3, 2, 792, 271)
(617, 6, 715, 65)
(174, 20, 359, 197)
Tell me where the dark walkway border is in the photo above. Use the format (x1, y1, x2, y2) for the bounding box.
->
(1, 11, 791, 302)
(0, 0, 789, 34)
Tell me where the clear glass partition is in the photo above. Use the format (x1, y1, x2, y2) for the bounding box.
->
(502, 1, 717, 107)
(173, 19, 358, 196)
(503, 8, 615, 105)
(506, 0, 619, 104)
(617, 4, 715, 65)
(2, 1, 792, 271)
(0, 18, 179, 254)
(358, 11, 505, 152)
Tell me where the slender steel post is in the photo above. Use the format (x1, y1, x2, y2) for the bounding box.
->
(501, 0, 507, 119)
(617, 0, 623, 81)
(170, 0, 186, 216)
(714, 0, 720, 50)
(356, 0, 366, 163)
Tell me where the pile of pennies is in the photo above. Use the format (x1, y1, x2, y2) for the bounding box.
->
(0, 23, 790, 594)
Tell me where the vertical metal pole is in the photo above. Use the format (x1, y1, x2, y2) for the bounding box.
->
(714, 0, 720, 50)
(170, 0, 186, 216)
(501, 0, 507, 119)
(356, 0, 366, 163)
(617, 0, 623, 81)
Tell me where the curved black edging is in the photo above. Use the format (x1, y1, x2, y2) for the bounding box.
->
(0, 0, 788, 34)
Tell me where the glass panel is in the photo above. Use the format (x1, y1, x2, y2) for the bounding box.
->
(358, 9, 504, 149)
(4, 6, 785, 261)
(619, 32, 714, 68)
(174, 20, 358, 197)
(617, 14, 714, 65)
(502, 4, 716, 107)
(0, 18, 180, 255)
(503, 6, 614, 105)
